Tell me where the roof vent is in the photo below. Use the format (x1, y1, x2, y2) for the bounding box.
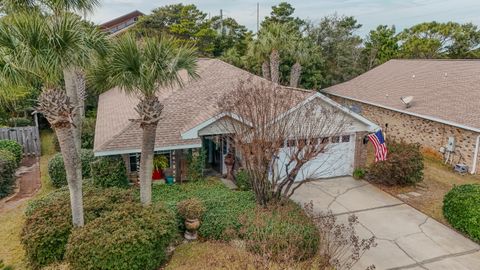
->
(412, 74, 416, 79)
(400, 96, 414, 108)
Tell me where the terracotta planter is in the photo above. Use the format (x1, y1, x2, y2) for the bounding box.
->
(184, 218, 200, 240)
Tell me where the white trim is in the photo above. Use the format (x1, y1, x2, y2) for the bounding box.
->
(94, 143, 202, 157)
(471, 135, 480, 174)
(181, 113, 252, 140)
(327, 93, 480, 133)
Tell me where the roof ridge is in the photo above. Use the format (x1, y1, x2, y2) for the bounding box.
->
(389, 58, 480, 62)
(211, 58, 315, 93)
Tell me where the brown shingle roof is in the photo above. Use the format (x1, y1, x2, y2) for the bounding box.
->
(94, 59, 313, 154)
(324, 59, 480, 131)
(99, 10, 144, 29)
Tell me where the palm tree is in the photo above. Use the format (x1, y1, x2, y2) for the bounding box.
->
(258, 23, 291, 84)
(0, 11, 106, 226)
(90, 34, 198, 205)
(289, 40, 311, 88)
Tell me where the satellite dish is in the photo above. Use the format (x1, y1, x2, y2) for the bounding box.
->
(400, 96, 414, 108)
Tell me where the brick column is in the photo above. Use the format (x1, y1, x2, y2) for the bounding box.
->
(354, 131, 368, 169)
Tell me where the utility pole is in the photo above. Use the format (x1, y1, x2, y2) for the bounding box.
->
(220, 9, 224, 35)
(256, 2, 259, 33)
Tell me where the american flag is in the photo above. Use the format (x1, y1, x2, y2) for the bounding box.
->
(368, 130, 388, 162)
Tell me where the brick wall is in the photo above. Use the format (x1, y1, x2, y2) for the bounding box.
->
(331, 96, 480, 173)
(354, 131, 368, 169)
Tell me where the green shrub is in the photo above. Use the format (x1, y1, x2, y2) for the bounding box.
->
(66, 203, 175, 270)
(7, 117, 32, 127)
(235, 169, 252, 191)
(187, 148, 206, 181)
(368, 141, 424, 186)
(0, 140, 22, 165)
(22, 186, 136, 268)
(443, 184, 480, 242)
(81, 117, 95, 149)
(0, 149, 17, 199)
(240, 202, 320, 263)
(152, 179, 256, 240)
(177, 198, 205, 220)
(48, 149, 95, 188)
(90, 156, 129, 188)
(353, 168, 366, 180)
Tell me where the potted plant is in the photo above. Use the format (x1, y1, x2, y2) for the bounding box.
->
(152, 155, 169, 180)
(164, 168, 174, 185)
(177, 198, 205, 240)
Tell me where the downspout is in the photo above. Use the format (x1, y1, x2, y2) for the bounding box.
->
(471, 135, 480, 174)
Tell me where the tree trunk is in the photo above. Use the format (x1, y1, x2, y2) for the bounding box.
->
(135, 96, 163, 206)
(139, 123, 156, 205)
(37, 88, 84, 227)
(63, 68, 83, 152)
(270, 49, 280, 84)
(262, 61, 271, 81)
(289, 62, 302, 88)
(56, 126, 84, 226)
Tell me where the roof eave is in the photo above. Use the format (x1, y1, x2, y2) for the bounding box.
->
(327, 92, 480, 133)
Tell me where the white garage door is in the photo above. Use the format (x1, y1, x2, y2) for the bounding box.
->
(275, 134, 356, 181)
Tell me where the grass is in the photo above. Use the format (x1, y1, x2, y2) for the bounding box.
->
(367, 144, 480, 225)
(0, 129, 58, 268)
(166, 241, 329, 270)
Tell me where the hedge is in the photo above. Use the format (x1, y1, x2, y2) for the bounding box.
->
(48, 149, 95, 188)
(0, 149, 17, 199)
(7, 117, 32, 127)
(240, 202, 320, 262)
(368, 141, 424, 186)
(22, 185, 136, 268)
(0, 140, 22, 166)
(66, 203, 176, 270)
(90, 156, 129, 188)
(443, 184, 480, 242)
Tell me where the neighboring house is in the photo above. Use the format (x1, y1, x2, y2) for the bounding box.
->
(324, 59, 480, 174)
(99, 10, 143, 35)
(94, 59, 378, 182)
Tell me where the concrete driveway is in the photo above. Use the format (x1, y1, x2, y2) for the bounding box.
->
(291, 177, 480, 270)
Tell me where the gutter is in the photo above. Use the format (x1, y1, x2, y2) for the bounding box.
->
(326, 92, 480, 134)
(471, 135, 480, 174)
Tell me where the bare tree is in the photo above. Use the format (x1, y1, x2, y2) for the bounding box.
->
(219, 78, 350, 206)
(304, 203, 376, 270)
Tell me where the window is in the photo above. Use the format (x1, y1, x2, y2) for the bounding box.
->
(129, 153, 140, 172)
(331, 136, 340, 143)
(341, 135, 350, 143)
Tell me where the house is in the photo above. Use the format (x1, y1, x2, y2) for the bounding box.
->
(99, 10, 144, 35)
(324, 59, 480, 174)
(94, 59, 378, 182)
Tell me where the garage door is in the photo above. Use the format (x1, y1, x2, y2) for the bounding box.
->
(275, 134, 356, 181)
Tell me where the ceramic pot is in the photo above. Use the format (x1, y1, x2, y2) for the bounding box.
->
(184, 218, 200, 240)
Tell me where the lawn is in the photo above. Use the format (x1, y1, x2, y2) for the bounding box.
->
(368, 145, 480, 225)
(0, 129, 57, 268)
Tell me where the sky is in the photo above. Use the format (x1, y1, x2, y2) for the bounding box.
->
(89, 0, 480, 37)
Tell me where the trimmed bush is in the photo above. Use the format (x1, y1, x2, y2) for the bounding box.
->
(443, 184, 480, 242)
(0, 140, 22, 165)
(66, 203, 176, 270)
(0, 149, 17, 199)
(152, 179, 256, 240)
(353, 168, 366, 180)
(235, 169, 252, 191)
(186, 148, 206, 181)
(240, 202, 320, 263)
(90, 156, 129, 188)
(22, 186, 136, 268)
(368, 141, 424, 186)
(81, 117, 95, 149)
(7, 117, 32, 127)
(48, 149, 95, 188)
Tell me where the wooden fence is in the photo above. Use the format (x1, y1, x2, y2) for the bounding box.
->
(0, 126, 41, 156)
